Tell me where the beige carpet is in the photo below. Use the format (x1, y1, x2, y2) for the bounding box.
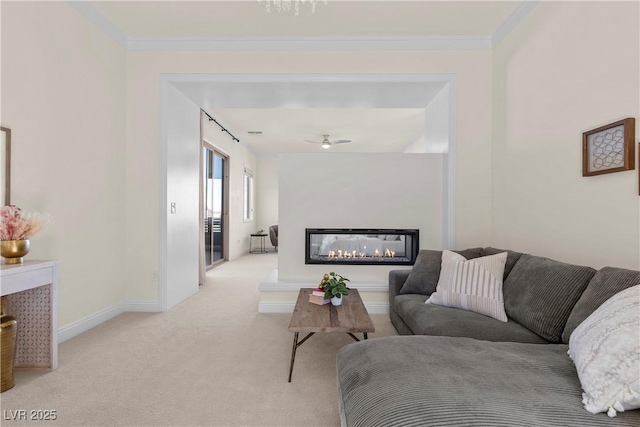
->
(1, 253, 397, 426)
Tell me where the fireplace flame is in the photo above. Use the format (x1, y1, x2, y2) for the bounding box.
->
(327, 247, 396, 260)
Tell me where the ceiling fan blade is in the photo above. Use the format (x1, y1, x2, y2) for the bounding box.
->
(304, 139, 322, 144)
(330, 140, 351, 144)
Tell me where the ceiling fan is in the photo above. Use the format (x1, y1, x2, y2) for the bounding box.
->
(305, 134, 352, 149)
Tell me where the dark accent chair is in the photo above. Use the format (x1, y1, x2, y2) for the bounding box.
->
(269, 225, 278, 251)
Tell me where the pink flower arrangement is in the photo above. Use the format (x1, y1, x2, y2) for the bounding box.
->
(0, 205, 49, 241)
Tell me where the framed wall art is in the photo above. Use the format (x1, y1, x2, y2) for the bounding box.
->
(582, 118, 635, 177)
(1, 126, 10, 206)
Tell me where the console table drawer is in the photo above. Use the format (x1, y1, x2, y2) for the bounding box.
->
(1, 267, 54, 295)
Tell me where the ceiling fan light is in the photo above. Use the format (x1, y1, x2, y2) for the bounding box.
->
(321, 142, 331, 149)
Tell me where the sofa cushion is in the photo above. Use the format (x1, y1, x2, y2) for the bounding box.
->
(399, 248, 483, 296)
(562, 267, 640, 343)
(568, 285, 640, 417)
(395, 294, 548, 343)
(503, 255, 596, 343)
(426, 250, 508, 322)
(337, 336, 640, 427)
(482, 247, 524, 280)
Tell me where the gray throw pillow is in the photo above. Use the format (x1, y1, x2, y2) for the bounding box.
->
(503, 254, 596, 343)
(561, 266, 640, 343)
(399, 247, 483, 296)
(482, 247, 524, 281)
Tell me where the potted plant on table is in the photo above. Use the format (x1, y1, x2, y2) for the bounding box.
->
(322, 272, 350, 306)
(0, 205, 49, 264)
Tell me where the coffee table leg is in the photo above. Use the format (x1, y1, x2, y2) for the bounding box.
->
(364, 333, 368, 340)
(288, 332, 299, 382)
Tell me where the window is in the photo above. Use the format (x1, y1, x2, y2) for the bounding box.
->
(243, 167, 254, 222)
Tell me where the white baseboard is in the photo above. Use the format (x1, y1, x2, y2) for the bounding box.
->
(258, 270, 388, 292)
(58, 299, 160, 343)
(124, 300, 162, 312)
(258, 301, 295, 313)
(363, 303, 389, 314)
(58, 302, 125, 343)
(258, 301, 389, 314)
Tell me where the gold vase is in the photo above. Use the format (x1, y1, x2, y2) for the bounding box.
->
(0, 239, 30, 264)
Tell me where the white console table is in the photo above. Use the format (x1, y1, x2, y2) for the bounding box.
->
(0, 260, 58, 370)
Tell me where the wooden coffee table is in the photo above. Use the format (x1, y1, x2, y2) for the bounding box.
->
(287, 288, 375, 382)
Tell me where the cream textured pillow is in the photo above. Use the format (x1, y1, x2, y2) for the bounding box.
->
(425, 250, 508, 322)
(568, 284, 640, 418)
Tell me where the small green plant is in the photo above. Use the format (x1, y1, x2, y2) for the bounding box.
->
(323, 272, 350, 299)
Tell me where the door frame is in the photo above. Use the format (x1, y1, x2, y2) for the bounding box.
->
(159, 73, 458, 312)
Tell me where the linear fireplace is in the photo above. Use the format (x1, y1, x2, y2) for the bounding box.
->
(305, 229, 419, 265)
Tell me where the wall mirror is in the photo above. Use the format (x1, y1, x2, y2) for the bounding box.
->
(1, 126, 10, 206)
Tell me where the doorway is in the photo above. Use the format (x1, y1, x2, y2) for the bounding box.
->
(203, 144, 229, 268)
(160, 73, 457, 312)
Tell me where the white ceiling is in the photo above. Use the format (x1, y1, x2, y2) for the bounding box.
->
(209, 108, 427, 153)
(86, 1, 526, 154)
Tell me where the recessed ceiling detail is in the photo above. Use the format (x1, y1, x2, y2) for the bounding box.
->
(75, 1, 539, 51)
(89, 1, 522, 38)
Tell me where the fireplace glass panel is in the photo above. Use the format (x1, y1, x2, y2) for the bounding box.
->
(305, 229, 419, 265)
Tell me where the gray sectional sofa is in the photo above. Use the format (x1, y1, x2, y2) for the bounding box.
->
(336, 247, 640, 426)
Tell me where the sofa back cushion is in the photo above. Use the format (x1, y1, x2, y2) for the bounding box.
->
(502, 254, 596, 343)
(399, 248, 483, 296)
(561, 266, 640, 343)
(482, 247, 524, 281)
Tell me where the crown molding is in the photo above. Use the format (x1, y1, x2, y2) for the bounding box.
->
(127, 36, 492, 51)
(67, 1, 127, 48)
(67, 1, 538, 52)
(492, 0, 540, 48)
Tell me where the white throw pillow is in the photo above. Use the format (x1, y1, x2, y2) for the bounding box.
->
(568, 284, 640, 418)
(425, 250, 508, 322)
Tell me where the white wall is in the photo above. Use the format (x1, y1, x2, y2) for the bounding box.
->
(5, 1, 637, 329)
(278, 153, 443, 284)
(162, 83, 201, 309)
(201, 112, 258, 260)
(492, 1, 640, 269)
(3, 3, 496, 325)
(256, 156, 279, 241)
(1, 2, 127, 326)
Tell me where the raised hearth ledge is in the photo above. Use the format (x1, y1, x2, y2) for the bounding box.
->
(257, 269, 391, 314)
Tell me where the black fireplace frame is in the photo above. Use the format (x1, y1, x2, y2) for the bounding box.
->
(305, 228, 419, 266)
